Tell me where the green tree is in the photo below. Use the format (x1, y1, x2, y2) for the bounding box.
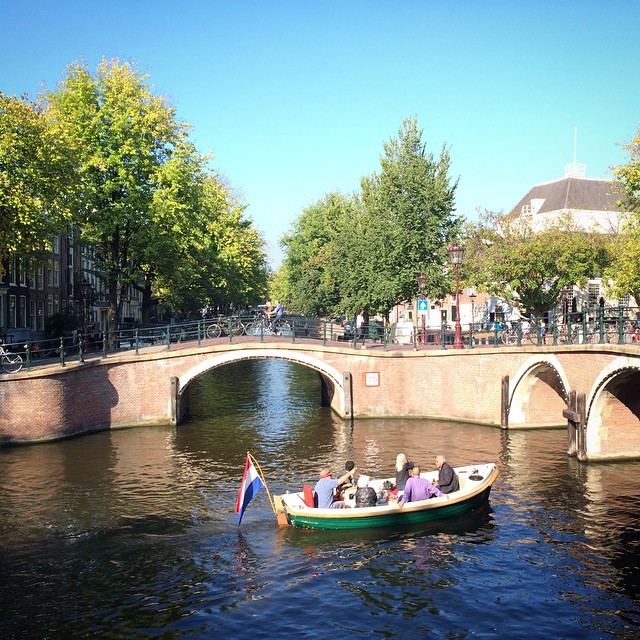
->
(463, 211, 612, 317)
(346, 116, 460, 316)
(613, 124, 640, 215)
(606, 126, 640, 303)
(0, 92, 77, 272)
(280, 192, 356, 316)
(46, 58, 203, 335)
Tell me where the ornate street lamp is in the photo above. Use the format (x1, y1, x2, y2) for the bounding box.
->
(447, 242, 465, 349)
(79, 278, 91, 353)
(469, 288, 477, 344)
(560, 286, 571, 325)
(416, 272, 427, 344)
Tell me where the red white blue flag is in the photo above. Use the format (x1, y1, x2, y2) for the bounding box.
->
(235, 454, 264, 526)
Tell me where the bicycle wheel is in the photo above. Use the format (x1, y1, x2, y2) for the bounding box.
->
(206, 323, 222, 339)
(231, 318, 245, 336)
(500, 330, 513, 345)
(1, 353, 23, 374)
(278, 321, 292, 335)
(246, 321, 266, 336)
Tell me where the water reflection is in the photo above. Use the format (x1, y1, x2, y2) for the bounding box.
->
(1, 358, 640, 638)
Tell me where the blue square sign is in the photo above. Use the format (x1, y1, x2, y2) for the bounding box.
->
(418, 299, 429, 311)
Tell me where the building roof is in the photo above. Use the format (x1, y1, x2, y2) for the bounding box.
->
(508, 175, 623, 217)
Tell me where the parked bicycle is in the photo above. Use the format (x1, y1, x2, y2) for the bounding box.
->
(205, 316, 245, 339)
(0, 340, 23, 373)
(245, 313, 292, 336)
(501, 324, 536, 346)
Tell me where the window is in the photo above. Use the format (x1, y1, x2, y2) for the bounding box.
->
(48, 294, 53, 318)
(37, 300, 44, 331)
(19, 296, 27, 327)
(451, 305, 458, 322)
(47, 260, 60, 287)
(30, 300, 36, 330)
(9, 259, 17, 285)
(588, 284, 600, 307)
(8, 295, 16, 329)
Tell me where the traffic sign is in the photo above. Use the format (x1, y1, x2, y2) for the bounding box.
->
(418, 299, 429, 311)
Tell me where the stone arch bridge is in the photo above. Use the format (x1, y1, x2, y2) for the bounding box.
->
(1, 341, 639, 461)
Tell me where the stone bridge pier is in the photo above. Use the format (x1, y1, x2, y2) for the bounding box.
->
(1, 341, 639, 461)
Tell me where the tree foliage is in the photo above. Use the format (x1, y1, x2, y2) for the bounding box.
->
(351, 116, 460, 315)
(0, 92, 77, 272)
(279, 116, 460, 319)
(45, 58, 268, 328)
(463, 210, 612, 316)
(606, 126, 640, 303)
(280, 192, 356, 316)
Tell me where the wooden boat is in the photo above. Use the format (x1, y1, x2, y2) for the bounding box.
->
(274, 462, 499, 530)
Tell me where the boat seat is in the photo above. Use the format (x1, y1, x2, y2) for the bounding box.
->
(303, 484, 317, 508)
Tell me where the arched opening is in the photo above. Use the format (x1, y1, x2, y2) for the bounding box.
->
(587, 368, 640, 459)
(173, 350, 347, 425)
(509, 361, 569, 428)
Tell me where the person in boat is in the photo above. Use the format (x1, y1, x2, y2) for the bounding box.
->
(433, 455, 460, 494)
(397, 466, 443, 507)
(354, 475, 377, 508)
(395, 453, 414, 490)
(336, 460, 357, 495)
(314, 467, 356, 508)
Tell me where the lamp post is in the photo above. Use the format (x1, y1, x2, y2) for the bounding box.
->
(560, 287, 571, 326)
(79, 279, 91, 353)
(447, 242, 465, 349)
(416, 272, 426, 345)
(469, 288, 477, 345)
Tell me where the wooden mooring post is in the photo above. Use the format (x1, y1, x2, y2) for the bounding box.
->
(563, 390, 586, 461)
(500, 375, 509, 429)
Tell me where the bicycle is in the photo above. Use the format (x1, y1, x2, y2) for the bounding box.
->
(0, 340, 23, 373)
(205, 316, 245, 339)
(245, 313, 271, 335)
(500, 325, 536, 346)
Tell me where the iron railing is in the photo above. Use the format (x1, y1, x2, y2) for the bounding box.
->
(1, 305, 639, 373)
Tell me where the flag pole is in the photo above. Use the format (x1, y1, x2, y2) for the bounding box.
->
(247, 451, 276, 514)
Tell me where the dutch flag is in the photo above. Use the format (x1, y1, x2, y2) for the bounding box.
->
(235, 454, 264, 526)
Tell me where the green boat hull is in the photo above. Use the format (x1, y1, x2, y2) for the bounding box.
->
(286, 485, 493, 530)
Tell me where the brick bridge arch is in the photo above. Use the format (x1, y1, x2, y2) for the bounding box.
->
(508, 355, 570, 428)
(585, 358, 640, 459)
(174, 348, 348, 423)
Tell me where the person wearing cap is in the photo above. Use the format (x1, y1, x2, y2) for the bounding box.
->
(314, 466, 356, 508)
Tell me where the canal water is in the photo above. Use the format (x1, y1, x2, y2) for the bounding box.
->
(1, 359, 640, 639)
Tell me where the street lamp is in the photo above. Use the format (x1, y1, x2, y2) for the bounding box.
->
(447, 242, 465, 349)
(416, 272, 426, 344)
(560, 286, 571, 325)
(79, 278, 91, 353)
(469, 288, 477, 345)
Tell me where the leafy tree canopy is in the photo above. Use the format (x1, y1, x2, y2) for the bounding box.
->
(0, 92, 77, 272)
(463, 210, 613, 317)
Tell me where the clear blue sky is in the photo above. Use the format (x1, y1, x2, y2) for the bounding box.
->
(2, 1, 639, 266)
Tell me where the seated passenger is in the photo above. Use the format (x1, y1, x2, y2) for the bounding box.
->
(398, 466, 443, 507)
(354, 475, 377, 508)
(314, 466, 356, 508)
(394, 452, 414, 490)
(337, 460, 357, 492)
(434, 455, 460, 494)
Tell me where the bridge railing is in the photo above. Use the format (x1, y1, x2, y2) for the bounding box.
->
(3, 305, 640, 374)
